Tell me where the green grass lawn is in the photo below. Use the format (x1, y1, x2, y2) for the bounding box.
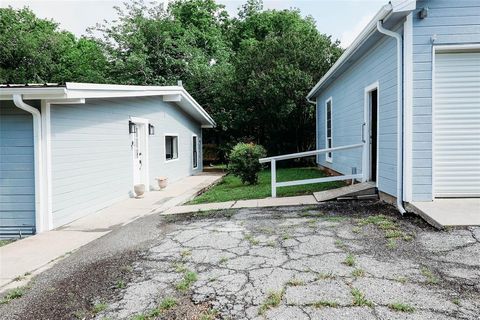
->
(189, 167, 345, 204)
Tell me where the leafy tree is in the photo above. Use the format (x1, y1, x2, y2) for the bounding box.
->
(2, 1, 343, 161)
(0, 7, 108, 83)
(225, 6, 342, 155)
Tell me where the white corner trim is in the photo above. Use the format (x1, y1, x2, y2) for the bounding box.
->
(403, 13, 414, 202)
(325, 97, 333, 163)
(41, 100, 53, 230)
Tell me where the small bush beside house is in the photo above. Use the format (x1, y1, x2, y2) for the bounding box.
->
(228, 143, 267, 185)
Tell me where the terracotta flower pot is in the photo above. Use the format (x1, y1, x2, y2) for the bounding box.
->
(134, 184, 145, 198)
(156, 177, 168, 189)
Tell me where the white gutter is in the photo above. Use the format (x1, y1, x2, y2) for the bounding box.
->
(376, 21, 406, 215)
(12, 95, 47, 232)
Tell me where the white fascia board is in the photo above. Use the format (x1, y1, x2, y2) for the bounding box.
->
(0, 87, 67, 100)
(306, 0, 417, 99)
(65, 82, 180, 91)
(0, 83, 216, 128)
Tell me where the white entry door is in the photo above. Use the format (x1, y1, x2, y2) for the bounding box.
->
(434, 50, 480, 197)
(131, 120, 148, 188)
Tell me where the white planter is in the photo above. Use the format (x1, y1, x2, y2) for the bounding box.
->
(156, 177, 168, 189)
(134, 184, 145, 198)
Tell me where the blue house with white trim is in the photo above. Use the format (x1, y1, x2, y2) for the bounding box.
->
(308, 0, 480, 220)
(0, 83, 215, 237)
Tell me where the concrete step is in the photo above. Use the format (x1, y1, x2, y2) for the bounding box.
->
(313, 182, 377, 202)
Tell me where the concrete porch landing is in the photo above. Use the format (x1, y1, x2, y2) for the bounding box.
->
(0, 173, 223, 292)
(409, 198, 480, 228)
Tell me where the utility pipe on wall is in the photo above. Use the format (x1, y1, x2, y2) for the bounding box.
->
(376, 20, 406, 215)
(13, 94, 45, 232)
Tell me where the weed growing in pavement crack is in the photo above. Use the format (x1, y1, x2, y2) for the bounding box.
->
(115, 280, 126, 289)
(388, 302, 415, 313)
(244, 234, 260, 245)
(180, 249, 192, 258)
(386, 238, 397, 249)
(343, 254, 356, 267)
(173, 262, 187, 273)
(176, 270, 198, 293)
(219, 256, 229, 264)
(286, 278, 305, 286)
(0, 287, 26, 304)
(199, 308, 219, 320)
(334, 239, 347, 250)
(351, 268, 365, 278)
(351, 288, 373, 307)
(159, 297, 178, 310)
(281, 233, 291, 240)
(315, 272, 335, 280)
(92, 302, 108, 314)
(258, 289, 284, 315)
(356, 215, 415, 245)
(420, 266, 439, 284)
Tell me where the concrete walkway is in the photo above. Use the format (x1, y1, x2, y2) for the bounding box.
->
(410, 198, 480, 229)
(0, 173, 223, 292)
(163, 195, 318, 214)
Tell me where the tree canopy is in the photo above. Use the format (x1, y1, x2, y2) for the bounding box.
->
(0, 1, 342, 158)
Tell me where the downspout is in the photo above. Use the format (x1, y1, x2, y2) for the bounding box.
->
(376, 20, 406, 215)
(13, 94, 45, 231)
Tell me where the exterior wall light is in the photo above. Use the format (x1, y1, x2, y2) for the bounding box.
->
(148, 124, 155, 135)
(418, 7, 428, 19)
(129, 120, 137, 134)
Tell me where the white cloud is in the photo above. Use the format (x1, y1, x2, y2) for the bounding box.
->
(339, 13, 374, 48)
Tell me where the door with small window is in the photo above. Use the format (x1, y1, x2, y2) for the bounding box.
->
(131, 122, 147, 186)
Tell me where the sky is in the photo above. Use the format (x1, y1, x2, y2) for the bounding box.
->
(1, 0, 386, 47)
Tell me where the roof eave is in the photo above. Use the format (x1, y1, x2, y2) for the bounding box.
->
(0, 83, 216, 128)
(307, 0, 417, 100)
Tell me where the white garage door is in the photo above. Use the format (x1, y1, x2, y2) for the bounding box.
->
(434, 51, 480, 197)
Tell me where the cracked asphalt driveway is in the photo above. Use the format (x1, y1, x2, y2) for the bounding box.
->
(1, 202, 479, 320)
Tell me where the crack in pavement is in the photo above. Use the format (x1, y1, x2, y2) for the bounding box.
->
(87, 203, 480, 320)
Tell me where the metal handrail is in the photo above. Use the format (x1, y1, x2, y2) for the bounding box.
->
(259, 143, 365, 197)
(259, 143, 364, 163)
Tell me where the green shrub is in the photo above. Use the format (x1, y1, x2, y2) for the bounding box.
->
(228, 143, 267, 185)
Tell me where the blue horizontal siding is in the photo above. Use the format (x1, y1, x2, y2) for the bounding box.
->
(50, 96, 203, 228)
(0, 101, 36, 231)
(411, 0, 480, 201)
(315, 28, 400, 197)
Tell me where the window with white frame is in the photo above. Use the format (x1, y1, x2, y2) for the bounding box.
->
(326, 98, 333, 162)
(165, 135, 178, 160)
(192, 135, 198, 168)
